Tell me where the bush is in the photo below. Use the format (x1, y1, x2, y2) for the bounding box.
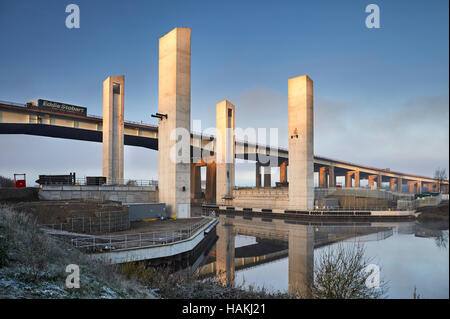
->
(0, 232, 8, 267)
(0, 176, 14, 188)
(311, 243, 388, 299)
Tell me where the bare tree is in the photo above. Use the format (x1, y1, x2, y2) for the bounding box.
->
(311, 243, 388, 299)
(434, 168, 447, 193)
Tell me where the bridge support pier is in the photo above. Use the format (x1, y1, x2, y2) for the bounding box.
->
(190, 163, 202, 200)
(216, 221, 235, 286)
(256, 162, 262, 187)
(319, 167, 327, 188)
(288, 75, 314, 210)
(216, 100, 235, 203)
(280, 161, 287, 184)
(157, 27, 191, 218)
(205, 161, 216, 203)
(288, 225, 314, 298)
(376, 175, 382, 189)
(390, 178, 397, 191)
(328, 165, 335, 187)
(263, 166, 271, 187)
(408, 181, 422, 194)
(102, 75, 124, 185)
(397, 178, 403, 192)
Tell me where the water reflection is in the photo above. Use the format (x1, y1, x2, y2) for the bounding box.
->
(196, 215, 449, 299)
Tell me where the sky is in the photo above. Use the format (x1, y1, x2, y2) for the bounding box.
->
(0, 0, 448, 186)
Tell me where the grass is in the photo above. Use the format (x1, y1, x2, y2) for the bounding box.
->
(0, 205, 155, 299)
(120, 262, 294, 299)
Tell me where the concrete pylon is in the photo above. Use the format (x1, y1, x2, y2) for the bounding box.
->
(328, 166, 336, 187)
(102, 75, 124, 185)
(354, 171, 360, 187)
(288, 75, 314, 210)
(389, 178, 397, 191)
(368, 175, 377, 188)
(319, 167, 327, 188)
(158, 27, 191, 218)
(346, 171, 352, 187)
(190, 163, 202, 200)
(205, 161, 216, 203)
(216, 100, 235, 203)
(397, 178, 403, 192)
(216, 219, 235, 286)
(255, 162, 262, 187)
(288, 225, 314, 298)
(280, 161, 288, 184)
(263, 166, 271, 187)
(376, 175, 382, 189)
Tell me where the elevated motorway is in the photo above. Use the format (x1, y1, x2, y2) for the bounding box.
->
(0, 101, 447, 190)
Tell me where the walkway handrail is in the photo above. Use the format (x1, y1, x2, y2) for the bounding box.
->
(71, 217, 212, 252)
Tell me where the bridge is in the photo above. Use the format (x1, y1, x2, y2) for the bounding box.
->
(1, 100, 446, 195)
(1, 26, 447, 218)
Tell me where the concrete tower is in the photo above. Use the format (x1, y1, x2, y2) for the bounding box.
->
(158, 27, 191, 218)
(288, 75, 314, 210)
(288, 225, 314, 297)
(102, 75, 124, 185)
(216, 100, 235, 204)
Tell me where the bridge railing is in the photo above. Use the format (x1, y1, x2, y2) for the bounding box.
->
(70, 217, 212, 252)
(0, 100, 26, 107)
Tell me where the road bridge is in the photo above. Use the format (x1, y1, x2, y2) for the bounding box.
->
(1, 100, 446, 195)
(1, 27, 447, 218)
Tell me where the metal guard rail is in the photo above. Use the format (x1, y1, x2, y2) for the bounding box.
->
(71, 218, 213, 252)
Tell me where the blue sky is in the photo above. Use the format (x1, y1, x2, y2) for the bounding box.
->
(0, 0, 448, 185)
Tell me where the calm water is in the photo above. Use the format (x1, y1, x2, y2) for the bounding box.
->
(196, 214, 449, 299)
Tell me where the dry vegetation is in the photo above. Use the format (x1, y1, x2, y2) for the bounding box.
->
(120, 262, 294, 299)
(0, 205, 154, 299)
(311, 243, 388, 299)
(0, 204, 389, 299)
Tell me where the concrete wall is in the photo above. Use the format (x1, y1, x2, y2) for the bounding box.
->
(416, 195, 442, 207)
(39, 185, 157, 203)
(126, 203, 166, 220)
(230, 187, 289, 209)
(314, 187, 414, 201)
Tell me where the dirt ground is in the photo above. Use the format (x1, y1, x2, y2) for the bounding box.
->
(416, 202, 449, 224)
(5, 200, 126, 224)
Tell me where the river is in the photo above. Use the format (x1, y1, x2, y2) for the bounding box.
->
(194, 213, 449, 299)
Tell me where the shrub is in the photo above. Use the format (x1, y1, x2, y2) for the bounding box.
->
(311, 243, 388, 299)
(0, 176, 14, 188)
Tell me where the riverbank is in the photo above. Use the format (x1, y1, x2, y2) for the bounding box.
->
(0, 205, 290, 299)
(0, 205, 155, 298)
(416, 202, 449, 225)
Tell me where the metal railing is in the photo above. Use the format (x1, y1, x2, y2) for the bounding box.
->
(71, 217, 212, 252)
(40, 211, 130, 234)
(73, 178, 158, 187)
